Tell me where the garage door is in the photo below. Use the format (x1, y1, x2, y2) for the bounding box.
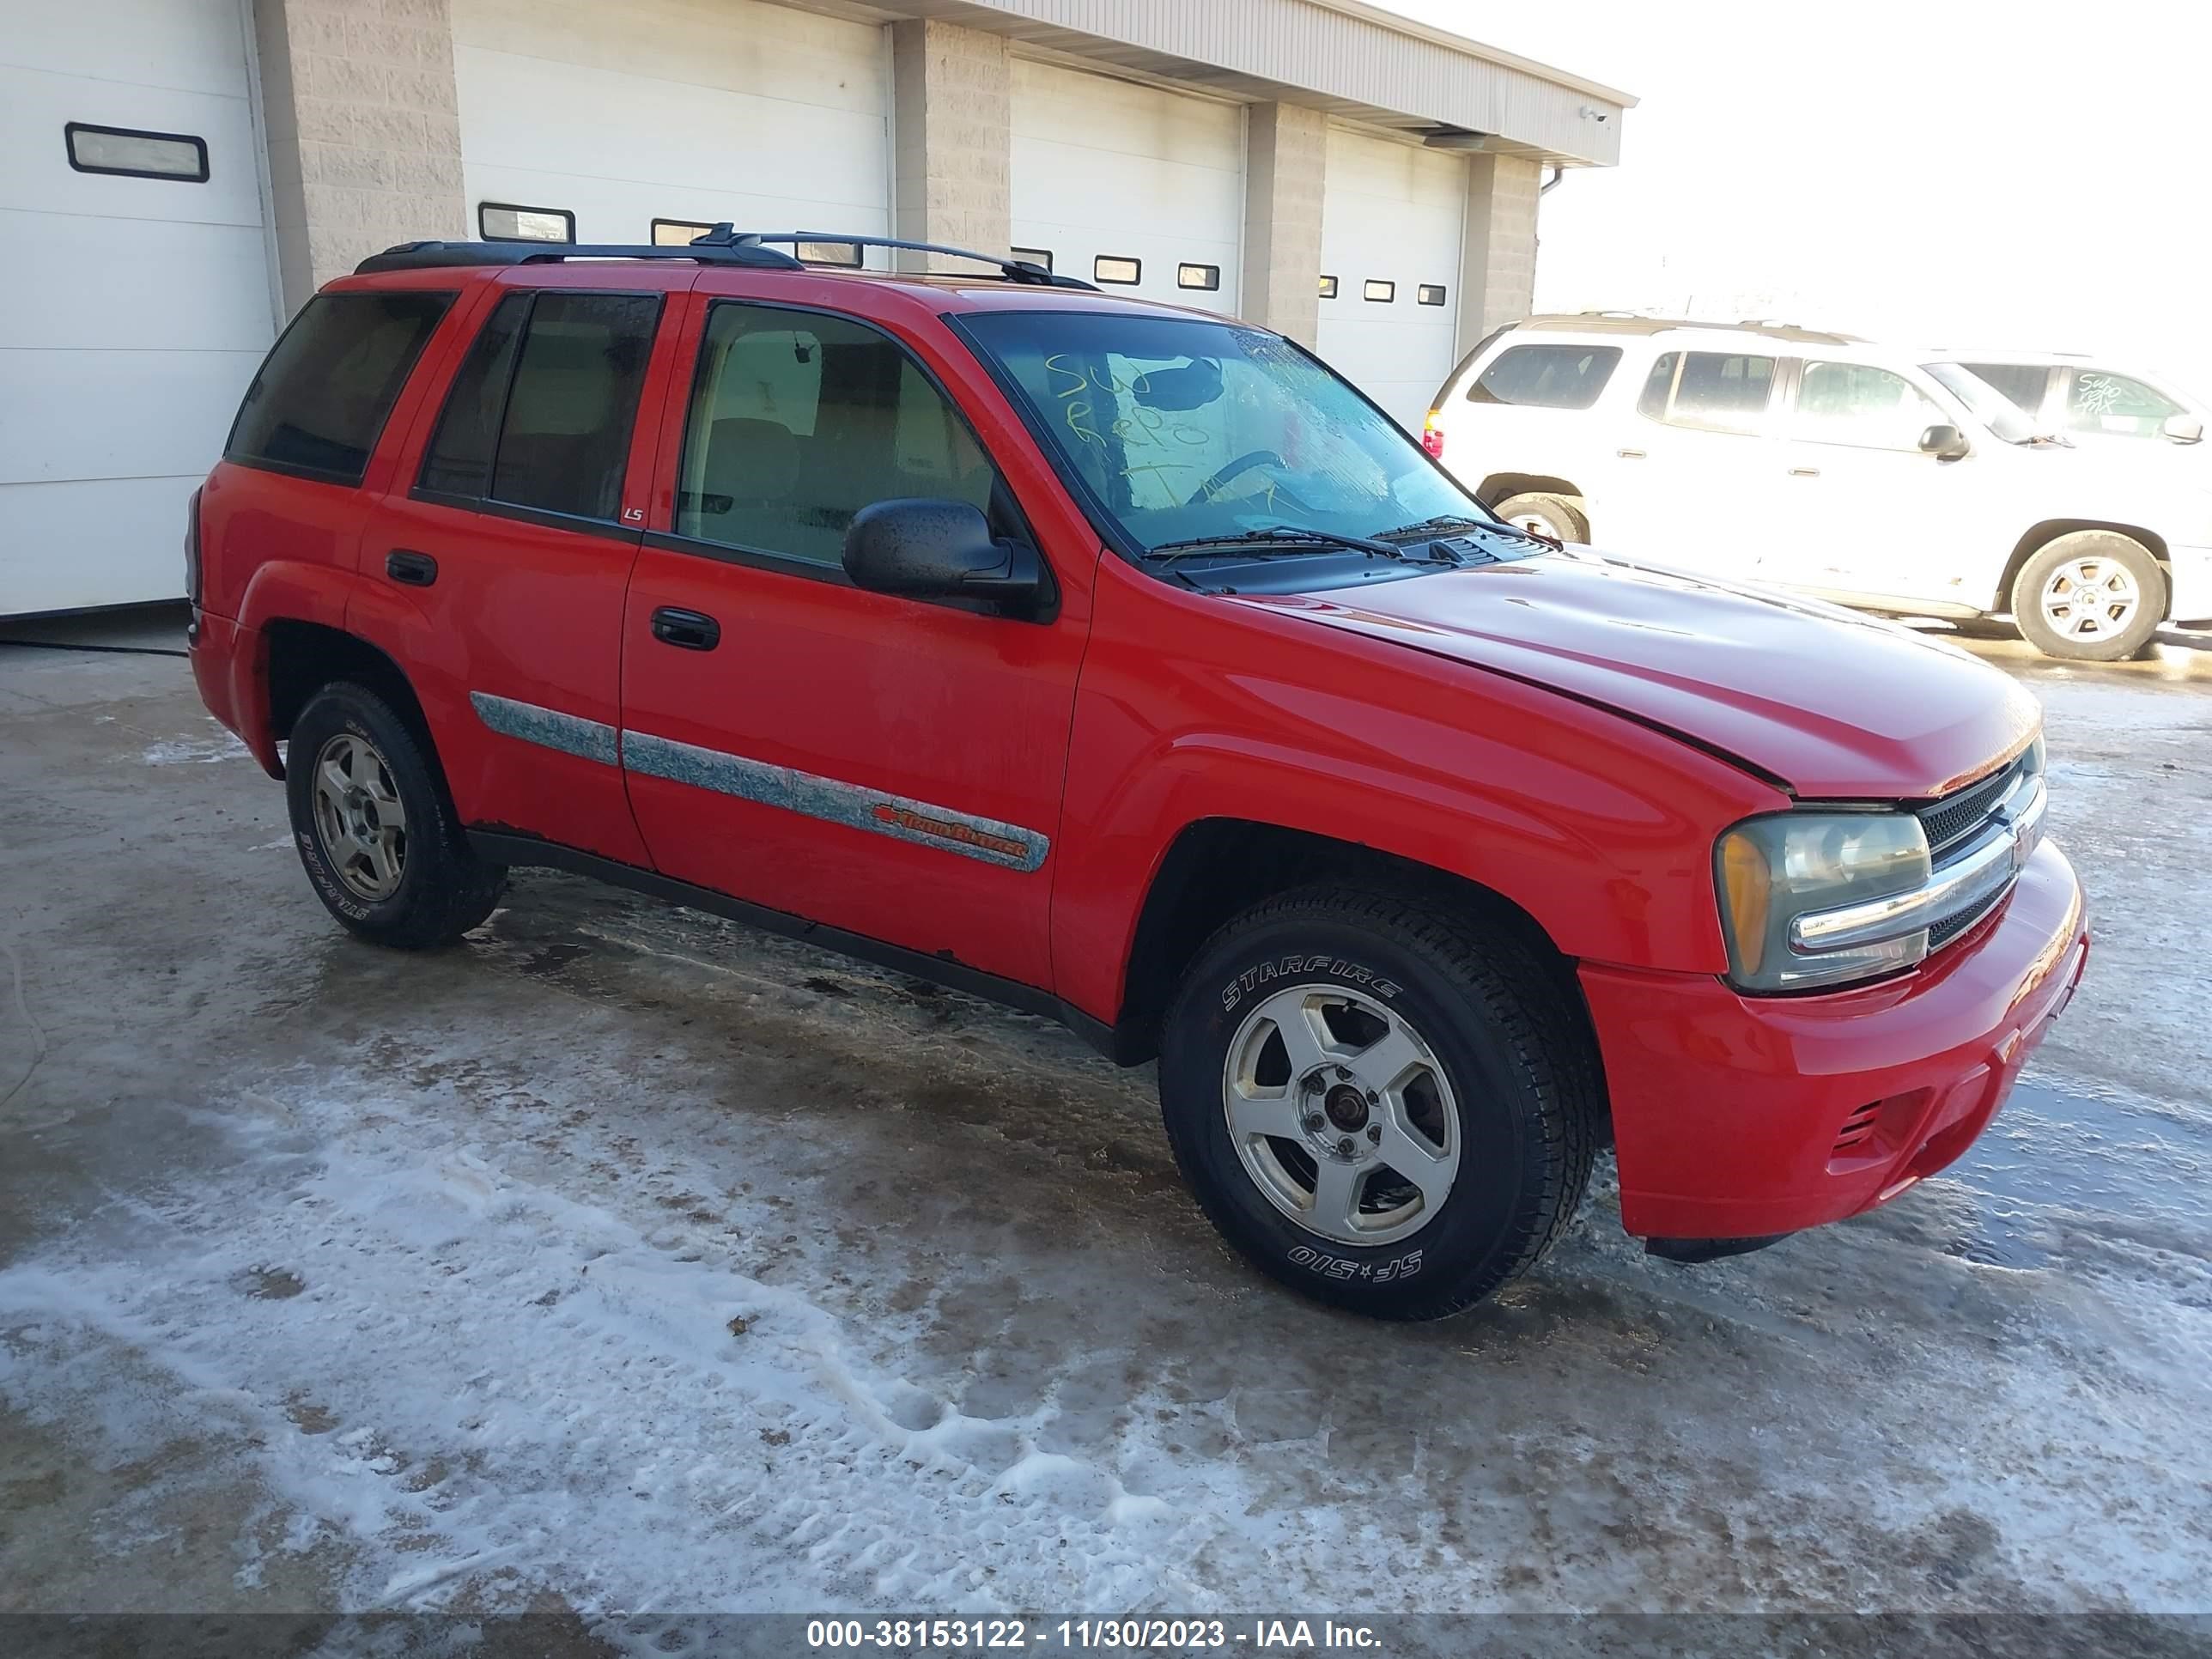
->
(453, 0, 888, 251)
(1011, 60, 1241, 314)
(1317, 128, 1466, 430)
(1, 1, 276, 615)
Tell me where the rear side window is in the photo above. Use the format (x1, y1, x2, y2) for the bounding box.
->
(1636, 349, 1777, 435)
(675, 301, 998, 567)
(2067, 370, 2181, 437)
(227, 291, 453, 483)
(1468, 343, 1622, 410)
(417, 290, 661, 522)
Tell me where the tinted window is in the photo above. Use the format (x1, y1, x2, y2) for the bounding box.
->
(1959, 362, 2051, 417)
(2067, 370, 2181, 437)
(676, 302, 997, 565)
(1468, 343, 1622, 410)
(1792, 362, 1943, 450)
(419, 294, 527, 497)
(227, 292, 453, 483)
(461, 292, 661, 521)
(1636, 349, 1775, 434)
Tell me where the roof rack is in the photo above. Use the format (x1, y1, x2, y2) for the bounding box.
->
(703, 228, 1098, 289)
(354, 239, 802, 275)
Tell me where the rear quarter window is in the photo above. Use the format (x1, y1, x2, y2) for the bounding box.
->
(1467, 343, 1622, 410)
(226, 291, 454, 484)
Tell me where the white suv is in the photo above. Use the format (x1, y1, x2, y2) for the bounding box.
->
(1424, 315, 2212, 660)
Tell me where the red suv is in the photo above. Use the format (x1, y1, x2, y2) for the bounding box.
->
(187, 230, 2088, 1320)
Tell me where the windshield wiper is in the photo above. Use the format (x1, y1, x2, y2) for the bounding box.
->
(1378, 512, 1561, 552)
(1146, 525, 1413, 562)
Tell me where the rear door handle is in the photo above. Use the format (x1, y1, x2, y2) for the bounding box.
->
(1616, 447, 1646, 459)
(650, 606, 720, 651)
(386, 549, 438, 586)
(1788, 467, 1820, 477)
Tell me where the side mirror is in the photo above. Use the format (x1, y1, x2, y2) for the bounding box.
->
(1918, 423, 1971, 461)
(842, 498, 1042, 615)
(2162, 412, 2204, 444)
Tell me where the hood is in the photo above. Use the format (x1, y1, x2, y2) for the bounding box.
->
(1237, 550, 2041, 799)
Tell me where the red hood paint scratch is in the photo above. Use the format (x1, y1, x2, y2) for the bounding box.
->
(1244, 550, 2044, 798)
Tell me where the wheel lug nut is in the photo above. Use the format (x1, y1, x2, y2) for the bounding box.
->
(1367, 1124, 1382, 1143)
(1304, 1112, 1325, 1132)
(1337, 1137, 1355, 1158)
(1364, 1090, 1379, 1105)
(1334, 1066, 1352, 1081)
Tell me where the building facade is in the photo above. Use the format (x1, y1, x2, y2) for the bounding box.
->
(2, 0, 1630, 613)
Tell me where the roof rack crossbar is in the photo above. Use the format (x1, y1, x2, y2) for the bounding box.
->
(353, 240, 805, 275)
(701, 227, 1099, 290)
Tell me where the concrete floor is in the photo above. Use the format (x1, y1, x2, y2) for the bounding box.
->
(3, 606, 2209, 1641)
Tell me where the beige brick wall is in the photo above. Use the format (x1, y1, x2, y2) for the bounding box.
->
(890, 19, 1011, 270)
(1457, 154, 1541, 354)
(255, 0, 467, 313)
(1240, 102, 1328, 347)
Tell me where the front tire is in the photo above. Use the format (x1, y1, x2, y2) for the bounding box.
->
(1158, 888, 1598, 1321)
(2010, 532, 2163, 661)
(1490, 491, 1589, 544)
(286, 682, 504, 949)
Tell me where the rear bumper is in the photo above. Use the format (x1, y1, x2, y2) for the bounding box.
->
(187, 607, 282, 778)
(1582, 839, 2087, 1242)
(2165, 544, 2212, 625)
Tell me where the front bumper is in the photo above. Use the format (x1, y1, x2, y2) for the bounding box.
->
(2165, 543, 2212, 625)
(1582, 839, 2087, 1242)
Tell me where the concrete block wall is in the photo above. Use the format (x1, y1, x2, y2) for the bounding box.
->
(254, 0, 467, 313)
(890, 19, 1012, 270)
(1458, 154, 1542, 352)
(1240, 103, 1328, 348)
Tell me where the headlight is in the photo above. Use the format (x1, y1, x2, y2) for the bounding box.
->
(1716, 811, 1932, 992)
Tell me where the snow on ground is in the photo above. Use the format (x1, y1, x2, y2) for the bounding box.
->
(3, 632, 2212, 1637)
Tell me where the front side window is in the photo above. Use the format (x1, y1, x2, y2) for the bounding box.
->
(1636, 349, 1777, 435)
(959, 309, 1484, 555)
(417, 290, 660, 521)
(2066, 370, 2182, 437)
(1468, 343, 1622, 410)
(228, 290, 453, 483)
(1791, 362, 1944, 451)
(675, 303, 998, 566)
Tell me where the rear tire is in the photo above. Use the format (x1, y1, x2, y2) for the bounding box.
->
(1157, 887, 1598, 1321)
(2010, 532, 2163, 661)
(1491, 491, 1589, 544)
(285, 682, 505, 949)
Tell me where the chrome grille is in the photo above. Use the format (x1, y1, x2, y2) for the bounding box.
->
(1915, 750, 2033, 860)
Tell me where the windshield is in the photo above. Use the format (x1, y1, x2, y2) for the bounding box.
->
(959, 310, 1487, 554)
(1923, 362, 2047, 444)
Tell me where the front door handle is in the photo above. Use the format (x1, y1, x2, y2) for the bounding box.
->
(386, 549, 438, 586)
(1788, 466, 1821, 477)
(1617, 447, 1647, 459)
(650, 606, 720, 651)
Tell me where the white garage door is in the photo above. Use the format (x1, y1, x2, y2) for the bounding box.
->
(1011, 60, 1242, 314)
(1, 0, 276, 615)
(1317, 128, 1466, 430)
(453, 0, 889, 252)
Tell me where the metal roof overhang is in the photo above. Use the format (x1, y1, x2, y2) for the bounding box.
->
(834, 0, 1635, 166)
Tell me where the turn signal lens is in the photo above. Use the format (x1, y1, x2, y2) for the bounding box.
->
(1719, 830, 1772, 977)
(1420, 410, 1445, 459)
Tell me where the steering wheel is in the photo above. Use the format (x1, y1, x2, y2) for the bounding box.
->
(1186, 449, 1285, 507)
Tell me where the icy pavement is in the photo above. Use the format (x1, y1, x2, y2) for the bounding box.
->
(2, 631, 2210, 1633)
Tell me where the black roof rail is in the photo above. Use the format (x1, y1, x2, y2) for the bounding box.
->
(702, 227, 1099, 289)
(353, 240, 804, 275)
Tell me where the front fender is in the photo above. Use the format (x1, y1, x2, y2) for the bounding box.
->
(1049, 563, 1784, 1027)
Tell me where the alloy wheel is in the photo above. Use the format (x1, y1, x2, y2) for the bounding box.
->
(1221, 983, 1461, 1245)
(310, 732, 409, 902)
(2039, 556, 2142, 644)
